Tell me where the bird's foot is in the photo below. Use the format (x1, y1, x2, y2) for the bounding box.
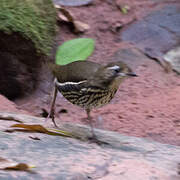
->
(46, 108, 59, 128)
(51, 118, 59, 128)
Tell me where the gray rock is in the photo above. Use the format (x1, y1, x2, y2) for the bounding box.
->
(144, 5, 180, 36)
(109, 47, 150, 70)
(151, 0, 178, 3)
(0, 112, 180, 179)
(151, 0, 177, 3)
(53, 0, 93, 7)
(121, 4, 180, 61)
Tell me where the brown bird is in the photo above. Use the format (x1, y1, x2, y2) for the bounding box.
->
(48, 60, 137, 140)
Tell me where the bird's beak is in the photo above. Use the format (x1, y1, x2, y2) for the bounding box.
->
(126, 72, 138, 77)
(118, 72, 138, 77)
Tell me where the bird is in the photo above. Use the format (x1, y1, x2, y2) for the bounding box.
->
(47, 60, 137, 141)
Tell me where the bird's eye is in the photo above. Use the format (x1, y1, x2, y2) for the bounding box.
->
(114, 68, 120, 73)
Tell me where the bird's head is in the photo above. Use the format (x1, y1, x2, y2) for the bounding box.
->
(105, 61, 137, 78)
(90, 61, 137, 87)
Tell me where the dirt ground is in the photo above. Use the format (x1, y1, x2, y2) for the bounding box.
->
(15, 0, 180, 146)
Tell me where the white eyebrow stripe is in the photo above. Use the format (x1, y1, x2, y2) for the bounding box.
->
(55, 79, 87, 86)
(107, 65, 120, 70)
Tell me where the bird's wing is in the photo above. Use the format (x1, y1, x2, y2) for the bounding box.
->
(52, 61, 101, 83)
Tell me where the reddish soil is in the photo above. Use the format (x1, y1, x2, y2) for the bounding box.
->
(14, 0, 180, 146)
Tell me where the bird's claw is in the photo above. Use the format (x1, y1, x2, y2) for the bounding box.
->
(46, 108, 59, 128)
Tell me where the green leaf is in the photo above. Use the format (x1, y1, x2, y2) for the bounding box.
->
(56, 38, 95, 65)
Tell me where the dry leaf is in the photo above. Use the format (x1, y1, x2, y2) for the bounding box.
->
(3, 163, 31, 171)
(10, 124, 72, 137)
(0, 157, 35, 172)
(0, 114, 23, 123)
(11, 124, 48, 133)
(57, 6, 74, 22)
(58, 13, 69, 22)
(55, 5, 89, 33)
(74, 20, 90, 33)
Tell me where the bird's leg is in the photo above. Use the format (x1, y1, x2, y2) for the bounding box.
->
(86, 109, 98, 140)
(86, 109, 108, 145)
(47, 85, 58, 127)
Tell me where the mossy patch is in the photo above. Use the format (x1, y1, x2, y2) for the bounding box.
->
(0, 0, 56, 56)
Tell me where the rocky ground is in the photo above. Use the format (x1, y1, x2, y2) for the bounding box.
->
(0, 112, 179, 179)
